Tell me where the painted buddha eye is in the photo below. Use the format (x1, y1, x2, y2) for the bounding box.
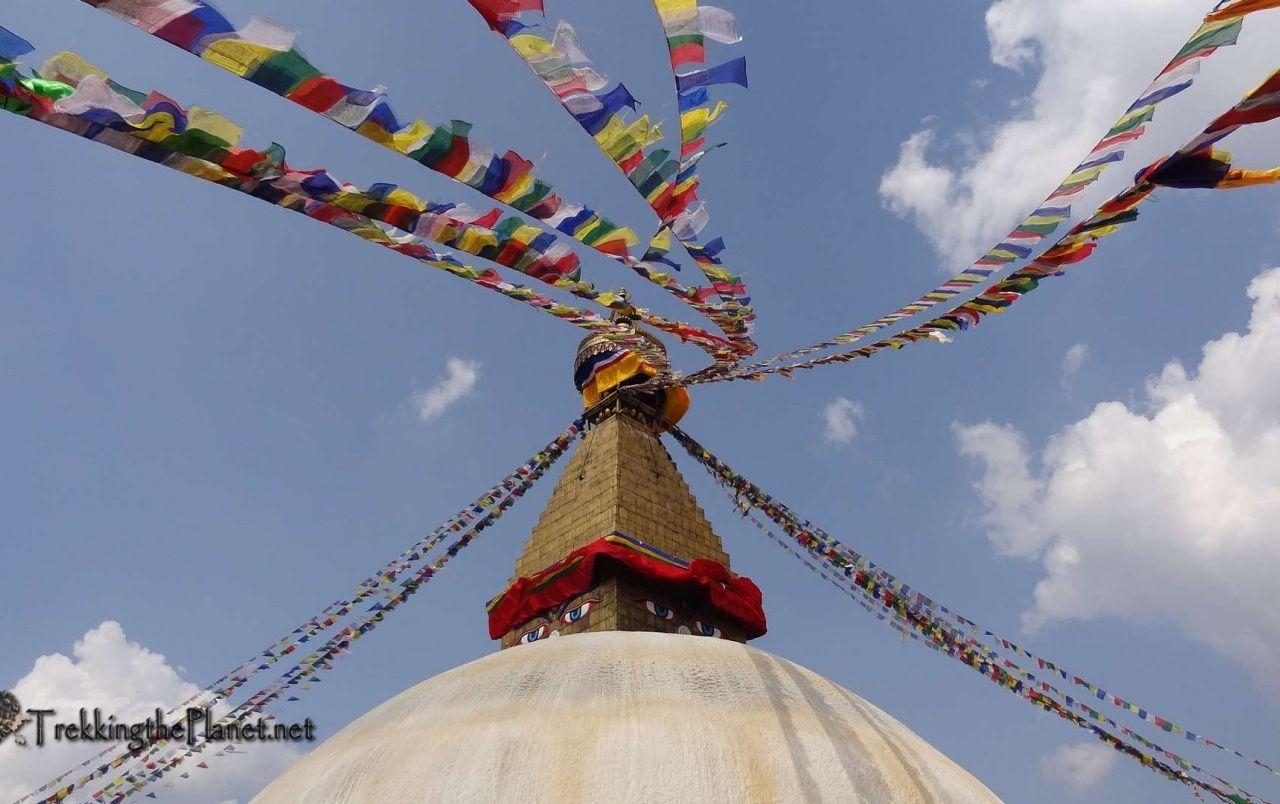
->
(518, 624, 549, 644)
(644, 600, 675, 620)
(561, 599, 600, 624)
(691, 620, 723, 639)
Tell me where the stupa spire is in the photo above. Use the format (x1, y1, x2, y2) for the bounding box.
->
(485, 332, 766, 648)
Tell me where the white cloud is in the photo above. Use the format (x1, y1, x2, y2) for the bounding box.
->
(1061, 343, 1089, 387)
(880, 0, 1280, 263)
(822, 397, 865, 444)
(415, 358, 480, 421)
(1042, 742, 1117, 791)
(955, 268, 1280, 694)
(0, 621, 298, 802)
(952, 421, 1046, 558)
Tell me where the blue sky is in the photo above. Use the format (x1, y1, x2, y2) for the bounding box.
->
(3, 1, 1280, 801)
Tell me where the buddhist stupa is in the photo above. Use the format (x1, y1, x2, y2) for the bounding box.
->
(255, 333, 1002, 803)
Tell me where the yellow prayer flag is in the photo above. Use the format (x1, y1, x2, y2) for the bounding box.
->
(701, 265, 736, 282)
(136, 111, 181, 142)
(355, 118, 396, 146)
(509, 223, 543, 245)
(186, 107, 244, 147)
(671, 176, 699, 197)
(495, 172, 534, 203)
(509, 34, 560, 60)
(1081, 223, 1125, 240)
(202, 40, 279, 76)
(378, 186, 428, 211)
(1024, 214, 1066, 226)
(648, 227, 673, 253)
(41, 51, 108, 85)
(457, 227, 500, 254)
(390, 119, 432, 154)
(655, 0, 699, 26)
(680, 101, 728, 143)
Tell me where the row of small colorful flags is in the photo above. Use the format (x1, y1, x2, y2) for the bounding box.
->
(687, 0, 1278, 386)
(81, 0, 641, 259)
(18, 420, 582, 802)
(468, 0, 757, 352)
(689, 4, 1280, 385)
(80, 0, 756, 365)
(670, 424, 1274, 803)
(746, 509, 1263, 803)
(1, 42, 712, 373)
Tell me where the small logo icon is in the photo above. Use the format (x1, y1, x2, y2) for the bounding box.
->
(0, 691, 30, 747)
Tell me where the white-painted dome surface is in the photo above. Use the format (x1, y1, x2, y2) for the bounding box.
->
(254, 631, 1002, 803)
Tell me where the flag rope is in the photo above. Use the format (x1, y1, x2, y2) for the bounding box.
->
(669, 424, 1275, 803)
(22, 419, 583, 803)
(683, 2, 1279, 385)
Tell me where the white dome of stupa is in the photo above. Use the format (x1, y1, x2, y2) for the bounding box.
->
(254, 631, 1002, 803)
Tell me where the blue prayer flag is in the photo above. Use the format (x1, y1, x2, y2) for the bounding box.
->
(675, 57, 748, 93)
(0, 26, 34, 60)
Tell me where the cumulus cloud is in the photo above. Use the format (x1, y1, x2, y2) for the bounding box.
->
(880, 0, 1280, 262)
(415, 358, 480, 421)
(822, 397, 865, 444)
(1042, 742, 1117, 791)
(0, 621, 298, 802)
(952, 421, 1046, 558)
(955, 268, 1280, 694)
(1060, 343, 1089, 387)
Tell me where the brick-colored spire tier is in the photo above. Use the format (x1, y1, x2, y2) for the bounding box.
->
(494, 401, 758, 648)
(513, 412, 729, 577)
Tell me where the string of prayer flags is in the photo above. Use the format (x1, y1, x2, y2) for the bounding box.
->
(695, 463, 1250, 803)
(738, 502, 1268, 804)
(22, 420, 582, 802)
(680, 422, 1280, 795)
(689, 59, 1280, 387)
(78, 0, 642, 260)
(1, 51, 707, 371)
(250, 155, 743, 358)
(92, 427, 576, 804)
(617, 244, 751, 341)
(466, 4, 668, 201)
(697, 12, 1254, 382)
(692, 187, 1189, 380)
(917, 66, 1280, 352)
(654, 0, 747, 156)
(669, 426, 1274, 802)
(194, 421, 584, 706)
(753, 494, 1272, 799)
(465, 0, 757, 349)
(150, 436, 579, 801)
(469, 0, 757, 349)
(650, 0, 754, 344)
(26, 419, 583, 804)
